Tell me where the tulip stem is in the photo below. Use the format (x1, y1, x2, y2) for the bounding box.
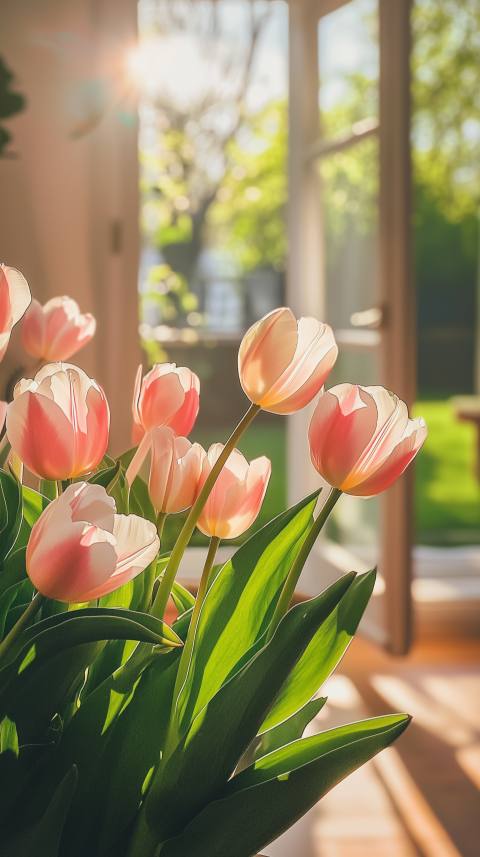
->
(172, 536, 220, 709)
(40, 480, 58, 500)
(0, 436, 11, 469)
(0, 591, 47, 662)
(11, 453, 23, 483)
(266, 488, 342, 643)
(156, 512, 167, 541)
(151, 403, 261, 621)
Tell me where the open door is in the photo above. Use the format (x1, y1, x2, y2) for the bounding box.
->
(287, 0, 414, 653)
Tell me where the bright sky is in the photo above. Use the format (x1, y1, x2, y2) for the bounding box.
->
(135, 0, 288, 113)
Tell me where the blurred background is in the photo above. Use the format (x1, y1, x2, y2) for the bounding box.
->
(1, 0, 480, 854)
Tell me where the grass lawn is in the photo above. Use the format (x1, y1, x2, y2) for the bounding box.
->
(161, 402, 480, 551)
(413, 400, 480, 544)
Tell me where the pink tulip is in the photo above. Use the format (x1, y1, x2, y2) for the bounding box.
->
(22, 296, 96, 362)
(126, 427, 206, 514)
(238, 308, 338, 414)
(309, 384, 427, 497)
(132, 363, 200, 444)
(6, 363, 110, 480)
(0, 264, 31, 361)
(196, 444, 271, 539)
(26, 482, 160, 603)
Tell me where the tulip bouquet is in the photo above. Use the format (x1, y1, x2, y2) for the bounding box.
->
(0, 265, 427, 857)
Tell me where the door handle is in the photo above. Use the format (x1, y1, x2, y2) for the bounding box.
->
(350, 306, 383, 329)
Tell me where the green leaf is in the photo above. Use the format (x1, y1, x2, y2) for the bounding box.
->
(88, 465, 119, 490)
(0, 546, 27, 598)
(129, 475, 156, 524)
(0, 608, 182, 724)
(97, 454, 116, 470)
(176, 490, 321, 732)
(118, 446, 138, 470)
(59, 653, 181, 857)
(261, 569, 376, 732)
(0, 479, 8, 535)
(0, 584, 22, 640)
(0, 715, 18, 756)
(171, 580, 195, 615)
(0, 469, 22, 561)
(238, 697, 327, 772)
(0, 764, 78, 857)
(144, 572, 355, 842)
(161, 715, 411, 857)
(106, 464, 129, 514)
(22, 487, 49, 527)
(172, 606, 193, 642)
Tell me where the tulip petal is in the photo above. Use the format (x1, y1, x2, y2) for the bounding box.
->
(68, 482, 116, 531)
(7, 389, 76, 480)
(239, 308, 298, 405)
(346, 420, 427, 497)
(313, 386, 379, 488)
(27, 519, 117, 603)
(22, 299, 46, 358)
(140, 371, 186, 432)
(80, 514, 159, 600)
(2, 266, 32, 326)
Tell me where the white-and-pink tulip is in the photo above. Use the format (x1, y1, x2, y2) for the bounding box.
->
(0, 264, 31, 361)
(196, 444, 271, 539)
(126, 427, 206, 514)
(26, 482, 159, 603)
(238, 308, 338, 414)
(6, 363, 110, 481)
(132, 363, 200, 444)
(22, 296, 96, 362)
(309, 384, 427, 497)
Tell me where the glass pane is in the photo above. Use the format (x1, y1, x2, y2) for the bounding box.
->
(136, 0, 289, 546)
(317, 131, 380, 563)
(318, 0, 379, 140)
(318, 134, 380, 335)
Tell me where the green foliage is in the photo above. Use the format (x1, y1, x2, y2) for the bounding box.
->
(411, 0, 480, 219)
(208, 101, 288, 272)
(175, 491, 320, 732)
(0, 56, 25, 157)
(160, 715, 409, 857)
(144, 573, 355, 842)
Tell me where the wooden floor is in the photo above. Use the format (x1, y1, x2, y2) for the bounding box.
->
(265, 635, 480, 857)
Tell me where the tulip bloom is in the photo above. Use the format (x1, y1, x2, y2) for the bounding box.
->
(0, 264, 31, 361)
(196, 444, 271, 539)
(26, 482, 160, 603)
(309, 384, 427, 497)
(132, 363, 200, 444)
(238, 307, 338, 414)
(6, 363, 110, 480)
(126, 427, 206, 514)
(22, 296, 96, 362)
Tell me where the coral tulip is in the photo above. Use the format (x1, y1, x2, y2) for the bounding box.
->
(126, 427, 206, 514)
(196, 444, 271, 539)
(6, 363, 110, 480)
(309, 384, 427, 497)
(0, 264, 31, 361)
(132, 363, 200, 444)
(26, 482, 160, 603)
(22, 296, 96, 362)
(238, 307, 338, 414)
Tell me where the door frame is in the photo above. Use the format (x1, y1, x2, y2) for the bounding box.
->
(287, 0, 414, 654)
